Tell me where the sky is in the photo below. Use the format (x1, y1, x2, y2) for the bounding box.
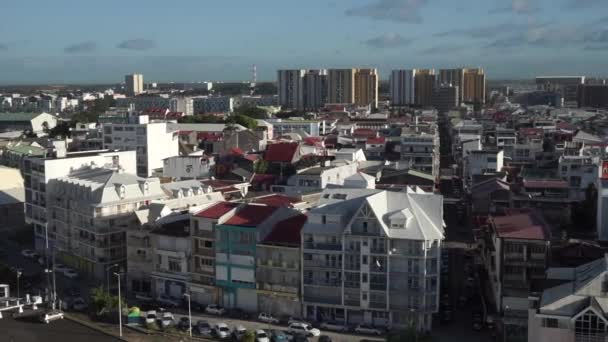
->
(1, 0, 608, 84)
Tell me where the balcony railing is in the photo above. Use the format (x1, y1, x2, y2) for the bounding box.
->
(257, 282, 298, 295)
(303, 259, 341, 269)
(193, 229, 214, 239)
(257, 260, 299, 270)
(303, 242, 342, 251)
(303, 278, 341, 287)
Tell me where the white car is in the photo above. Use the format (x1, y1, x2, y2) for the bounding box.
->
(232, 325, 247, 340)
(160, 312, 175, 328)
(320, 320, 349, 332)
(21, 249, 36, 258)
(205, 304, 226, 315)
(354, 324, 384, 335)
(258, 312, 279, 324)
(39, 310, 64, 324)
(214, 322, 231, 339)
(63, 268, 78, 278)
(145, 310, 157, 325)
(288, 322, 321, 337)
(255, 329, 270, 342)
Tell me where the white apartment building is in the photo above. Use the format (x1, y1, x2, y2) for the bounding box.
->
(301, 186, 444, 331)
(303, 69, 328, 110)
(192, 96, 234, 114)
(400, 130, 440, 177)
(463, 150, 504, 185)
(46, 167, 166, 280)
(115, 96, 193, 115)
(558, 155, 598, 200)
(102, 117, 179, 177)
(265, 118, 327, 137)
(278, 70, 305, 110)
(286, 161, 359, 191)
(125, 74, 144, 96)
(162, 154, 214, 180)
(23, 150, 137, 252)
(390, 70, 416, 106)
(528, 255, 608, 342)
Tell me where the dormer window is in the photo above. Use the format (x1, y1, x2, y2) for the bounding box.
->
(116, 185, 126, 199)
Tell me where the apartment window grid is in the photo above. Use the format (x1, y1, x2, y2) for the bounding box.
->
(575, 312, 607, 342)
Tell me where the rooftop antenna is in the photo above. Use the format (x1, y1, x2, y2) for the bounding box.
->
(250, 64, 257, 96)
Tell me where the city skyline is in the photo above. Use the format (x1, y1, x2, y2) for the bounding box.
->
(1, 0, 608, 84)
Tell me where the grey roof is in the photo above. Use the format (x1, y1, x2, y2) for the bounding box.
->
(0, 112, 42, 122)
(303, 187, 444, 241)
(344, 172, 375, 182)
(540, 256, 608, 317)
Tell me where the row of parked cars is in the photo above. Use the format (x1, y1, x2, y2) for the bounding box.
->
(21, 249, 79, 278)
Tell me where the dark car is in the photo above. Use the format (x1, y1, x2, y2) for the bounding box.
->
(177, 317, 191, 331)
(291, 333, 309, 342)
(227, 308, 251, 319)
(318, 335, 332, 342)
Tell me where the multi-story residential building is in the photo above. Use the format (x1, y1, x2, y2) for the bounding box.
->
(190, 202, 240, 306)
(278, 70, 305, 110)
(125, 74, 144, 96)
(102, 117, 179, 177)
(390, 70, 416, 106)
(239, 95, 278, 108)
(256, 214, 307, 317)
(265, 118, 327, 136)
(558, 155, 598, 200)
(162, 154, 214, 180)
(24, 150, 137, 252)
(462, 68, 486, 104)
(438, 68, 464, 104)
(303, 69, 328, 110)
(528, 255, 608, 342)
(414, 69, 436, 107)
(327, 69, 356, 104)
(115, 96, 193, 115)
(496, 128, 517, 159)
(597, 161, 608, 241)
(482, 209, 550, 341)
(301, 186, 444, 330)
(46, 167, 167, 280)
(400, 128, 440, 176)
(354, 68, 378, 108)
(286, 161, 359, 191)
(213, 204, 295, 311)
(577, 84, 608, 108)
(192, 96, 234, 114)
(169, 97, 194, 116)
(463, 150, 504, 185)
(431, 84, 459, 113)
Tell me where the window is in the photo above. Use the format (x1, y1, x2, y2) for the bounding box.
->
(199, 258, 213, 267)
(322, 215, 326, 224)
(363, 222, 368, 233)
(543, 318, 558, 328)
(362, 256, 368, 265)
(204, 240, 213, 248)
(362, 274, 368, 283)
(575, 311, 606, 336)
(193, 220, 199, 232)
(168, 258, 181, 272)
(362, 292, 368, 301)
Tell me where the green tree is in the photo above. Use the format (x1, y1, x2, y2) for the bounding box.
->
(48, 121, 71, 138)
(241, 330, 255, 342)
(89, 286, 124, 315)
(226, 114, 257, 130)
(234, 105, 268, 119)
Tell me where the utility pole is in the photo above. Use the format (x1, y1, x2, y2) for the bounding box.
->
(114, 272, 123, 337)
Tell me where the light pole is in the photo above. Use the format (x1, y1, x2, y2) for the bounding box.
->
(183, 293, 192, 339)
(106, 264, 119, 294)
(114, 272, 123, 338)
(44, 268, 56, 310)
(16, 270, 22, 299)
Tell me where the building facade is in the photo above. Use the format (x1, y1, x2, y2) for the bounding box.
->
(278, 70, 305, 110)
(438, 69, 464, 104)
(354, 68, 378, 108)
(327, 69, 356, 105)
(303, 69, 328, 110)
(390, 70, 416, 106)
(463, 68, 486, 104)
(125, 74, 144, 96)
(432, 85, 459, 113)
(415, 69, 437, 107)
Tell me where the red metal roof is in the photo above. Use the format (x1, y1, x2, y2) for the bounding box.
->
(197, 132, 223, 141)
(201, 179, 246, 189)
(366, 136, 386, 144)
(265, 142, 299, 162)
(523, 179, 569, 189)
(262, 214, 307, 246)
(491, 212, 550, 240)
(244, 154, 260, 162)
(178, 130, 193, 135)
(224, 205, 278, 227)
(229, 147, 244, 155)
(252, 194, 300, 208)
(518, 127, 543, 137)
(353, 128, 377, 138)
(304, 137, 323, 146)
(195, 202, 239, 219)
(251, 174, 276, 184)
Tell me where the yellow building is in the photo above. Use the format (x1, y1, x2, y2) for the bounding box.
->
(463, 68, 486, 104)
(354, 68, 378, 108)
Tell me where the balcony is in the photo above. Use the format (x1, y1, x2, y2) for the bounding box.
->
(303, 278, 341, 287)
(370, 282, 387, 291)
(303, 259, 341, 269)
(303, 287, 341, 305)
(257, 282, 298, 295)
(257, 260, 298, 270)
(194, 247, 215, 257)
(344, 263, 360, 271)
(193, 229, 214, 239)
(303, 242, 342, 251)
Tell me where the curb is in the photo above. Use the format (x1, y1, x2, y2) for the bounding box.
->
(64, 314, 129, 341)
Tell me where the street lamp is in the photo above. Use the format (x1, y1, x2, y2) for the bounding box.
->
(44, 268, 56, 310)
(106, 264, 119, 294)
(114, 272, 123, 338)
(16, 270, 22, 299)
(183, 293, 192, 339)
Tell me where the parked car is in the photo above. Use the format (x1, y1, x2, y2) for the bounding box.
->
(145, 310, 157, 325)
(258, 312, 280, 324)
(63, 269, 78, 279)
(354, 324, 383, 335)
(255, 330, 270, 342)
(290, 333, 310, 342)
(71, 297, 87, 311)
(232, 325, 247, 340)
(288, 322, 320, 337)
(319, 321, 348, 332)
(21, 249, 37, 258)
(214, 322, 231, 339)
(39, 310, 64, 324)
(54, 264, 70, 273)
(270, 330, 290, 342)
(177, 317, 191, 331)
(205, 304, 226, 315)
(318, 336, 332, 342)
(227, 308, 251, 319)
(196, 320, 213, 336)
(286, 316, 307, 325)
(160, 312, 175, 328)
(157, 294, 180, 307)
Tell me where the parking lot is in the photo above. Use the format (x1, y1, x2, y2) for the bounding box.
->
(0, 314, 120, 342)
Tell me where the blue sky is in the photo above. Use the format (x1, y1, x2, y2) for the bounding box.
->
(1, 0, 607, 84)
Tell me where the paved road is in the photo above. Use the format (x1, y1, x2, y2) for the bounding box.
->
(167, 311, 384, 342)
(0, 314, 120, 342)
